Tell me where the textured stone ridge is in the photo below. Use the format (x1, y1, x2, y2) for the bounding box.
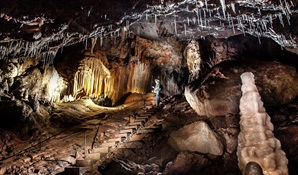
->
(237, 72, 288, 175)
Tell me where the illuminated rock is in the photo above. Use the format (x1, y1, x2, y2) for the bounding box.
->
(73, 52, 152, 103)
(168, 121, 223, 156)
(73, 56, 111, 98)
(237, 72, 288, 175)
(45, 67, 67, 102)
(183, 40, 201, 82)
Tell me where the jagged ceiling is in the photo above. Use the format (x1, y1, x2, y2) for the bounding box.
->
(0, 0, 298, 61)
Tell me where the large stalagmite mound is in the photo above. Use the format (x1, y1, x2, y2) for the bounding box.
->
(237, 72, 288, 175)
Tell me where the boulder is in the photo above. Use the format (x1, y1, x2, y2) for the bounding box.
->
(168, 121, 223, 156)
(163, 152, 208, 175)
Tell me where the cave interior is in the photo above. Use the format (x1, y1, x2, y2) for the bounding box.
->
(0, 0, 298, 175)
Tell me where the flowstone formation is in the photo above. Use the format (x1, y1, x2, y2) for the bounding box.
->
(237, 72, 288, 175)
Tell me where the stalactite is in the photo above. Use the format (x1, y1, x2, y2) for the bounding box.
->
(231, 3, 236, 14)
(100, 36, 103, 47)
(184, 40, 201, 83)
(73, 57, 111, 99)
(91, 37, 97, 54)
(203, 9, 207, 26)
(174, 16, 177, 34)
(231, 15, 235, 34)
(220, 0, 226, 19)
(278, 13, 284, 27)
(199, 9, 202, 26)
(192, 17, 196, 25)
(187, 17, 190, 26)
(126, 62, 151, 94)
(85, 38, 88, 50)
(121, 27, 127, 43)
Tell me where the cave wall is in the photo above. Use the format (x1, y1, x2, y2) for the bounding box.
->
(54, 36, 188, 104)
(0, 34, 297, 137)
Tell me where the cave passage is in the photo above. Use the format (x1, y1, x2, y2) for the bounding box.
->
(0, 0, 298, 175)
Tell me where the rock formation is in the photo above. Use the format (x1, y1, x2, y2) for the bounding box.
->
(168, 121, 223, 156)
(0, 0, 298, 174)
(185, 60, 298, 117)
(237, 72, 288, 175)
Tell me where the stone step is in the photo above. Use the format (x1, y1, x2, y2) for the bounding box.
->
(124, 125, 138, 130)
(134, 118, 147, 123)
(101, 142, 116, 147)
(118, 141, 144, 149)
(76, 159, 92, 167)
(136, 116, 150, 120)
(93, 147, 109, 153)
(136, 129, 155, 134)
(114, 133, 128, 138)
(108, 137, 123, 143)
(128, 121, 143, 126)
(119, 128, 134, 134)
(130, 134, 146, 141)
(86, 152, 101, 160)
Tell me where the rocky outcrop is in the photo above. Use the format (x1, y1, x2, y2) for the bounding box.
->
(185, 60, 298, 117)
(237, 72, 288, 175)
(168, 121, 223, 156)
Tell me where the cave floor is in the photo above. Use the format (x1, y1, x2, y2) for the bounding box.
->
(0, 96, 206, 174)
(1, 96, 297, 175)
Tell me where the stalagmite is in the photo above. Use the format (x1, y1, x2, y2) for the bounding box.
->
(237, 72, 288, 175)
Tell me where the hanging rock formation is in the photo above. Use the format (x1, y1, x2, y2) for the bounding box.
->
(237, 72, 288, 175)
(183, 40, 201, 82)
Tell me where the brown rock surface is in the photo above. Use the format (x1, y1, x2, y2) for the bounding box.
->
(168, 121, 223, 156)
(185, 60, 298, 117)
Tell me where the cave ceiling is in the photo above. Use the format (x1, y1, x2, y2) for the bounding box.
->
(0, 0, 298, 61)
